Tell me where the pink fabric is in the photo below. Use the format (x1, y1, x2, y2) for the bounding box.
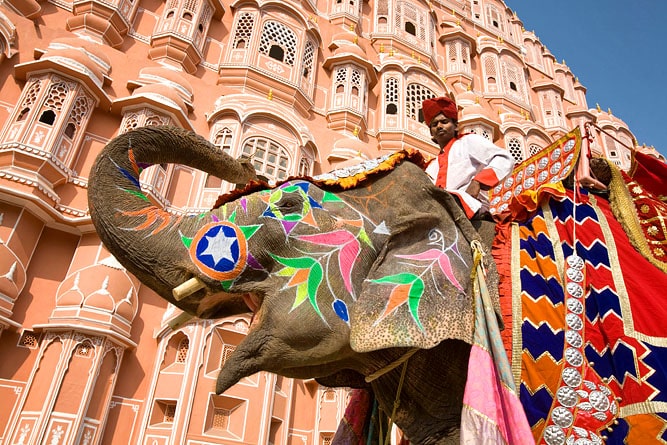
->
(461, 345, 534, 444)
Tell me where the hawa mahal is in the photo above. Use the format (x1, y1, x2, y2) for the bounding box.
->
(0, 0, 661, 443)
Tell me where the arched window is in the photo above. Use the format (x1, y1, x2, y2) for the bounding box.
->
(39, 110, 56, 125)
(298, 157, 311, 176)
(241, 137, 290, 181)
(445, 39, 471, 75)
(483, 55, 499, 93)
(214, 127, 233, 153)
(385, 77, 399, 115)
(502, 61, 527, 102)
(302, 40, 315, 79)
(64, 123, 76, 138)
(268, 45, 285, 62)
(233, 13, 254, 49)
(176, 337, 189, 363)
(406, 83, 435, 122)
(529, 143, 542, 157)
(506, 136, 524, 163)
(259, 21, 297, 66)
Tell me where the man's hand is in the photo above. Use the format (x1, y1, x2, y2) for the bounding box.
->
(465, 180, 481, 197)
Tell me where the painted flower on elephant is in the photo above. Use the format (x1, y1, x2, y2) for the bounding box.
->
(371, 229, 467, 331)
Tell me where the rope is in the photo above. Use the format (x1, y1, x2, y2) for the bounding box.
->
(384, 357, 411, 445)
(365, 348, 419, 383)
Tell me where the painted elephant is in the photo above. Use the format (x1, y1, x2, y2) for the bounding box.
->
(88, 126, 503, 444)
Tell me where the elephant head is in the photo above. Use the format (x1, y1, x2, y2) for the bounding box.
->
(88, 126, 500, 443)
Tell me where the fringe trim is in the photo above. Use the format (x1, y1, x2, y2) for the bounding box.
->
(213, 149, 428, 208)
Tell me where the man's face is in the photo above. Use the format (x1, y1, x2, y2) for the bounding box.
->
(429, 113, 458, 149)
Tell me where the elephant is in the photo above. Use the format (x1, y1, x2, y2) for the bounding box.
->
(87, 126, 504, 444)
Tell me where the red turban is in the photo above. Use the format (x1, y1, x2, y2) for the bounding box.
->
(422, 96, 458, 125)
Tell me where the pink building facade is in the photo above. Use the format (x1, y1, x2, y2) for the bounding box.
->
(0, 0, 661, 444)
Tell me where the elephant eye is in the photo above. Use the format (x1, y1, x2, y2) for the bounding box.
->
(275, 193, 304, 214)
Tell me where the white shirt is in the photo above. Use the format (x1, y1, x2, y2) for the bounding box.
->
(425, 133, 514, 217)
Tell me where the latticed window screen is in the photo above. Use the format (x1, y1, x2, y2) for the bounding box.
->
(145, 114, 168, 126)
(70, 96, 90, 126)
(529, 143, 542, 156)
(176, 337, 189, 363)
(17, 80, 41, 120)
(446, 40, 470, 73)
(322, 434, 333, 445)
(483, 55, 498, 92)
(464, 126, 492, 140)
(183, 0, 198, 16)
(503, 62, 526, 102)
(303, 40, 315, 78)
(212, 408, 230, 429)
(45, 82, 68, 111)
(19, 331, 39, 348)
(214, 127, 233, 154)
(241, 137, 290, 181)
(377, 0, 388, 17)
(219, 344, 237, 368)
(121, 111, 170, 132)
(397, 1, 425, 40)
(234, 13, 254, 48)
(406, 83, 435, 122)
(385, 77, 399, 114)
(259, 21, 297, 66)
(335, 67, 347, 87)
(351, 69, 361, 93)
(506, 137, 524, 163)
(164, 403, 177, 422)
(485, 5, 504, 32)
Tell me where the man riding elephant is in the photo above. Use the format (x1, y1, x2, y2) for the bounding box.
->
(423, 96, 514, 220)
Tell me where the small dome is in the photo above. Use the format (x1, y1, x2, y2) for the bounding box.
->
(329, 32, 367, 59)
(329, 137, 372, 167)
(132, 83, 189, 115)
(56, 258, 138, 323)
(136, 67, 194, 98)
(455, 89, 477, 107)
(41, 38, 111, 85)
(459, 100, 495, 122)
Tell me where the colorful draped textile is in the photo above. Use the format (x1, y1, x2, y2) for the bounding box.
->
(608, 151, 667, 273)
(460, 242, 535, 444)
(497, 187, 667, 444)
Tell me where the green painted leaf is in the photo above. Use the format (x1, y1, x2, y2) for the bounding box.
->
(271, 254, 317, 269)
(408, 278, 425, 331)
(372, 272, 418, 285)
(308, 263, 324, 317)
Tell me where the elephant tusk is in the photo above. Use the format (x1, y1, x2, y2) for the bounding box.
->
(173, 277, 206, 301)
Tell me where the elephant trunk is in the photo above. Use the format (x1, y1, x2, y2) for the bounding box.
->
(88, 126, 257, 314)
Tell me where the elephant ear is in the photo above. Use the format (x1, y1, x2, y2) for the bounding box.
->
(350, 209, 478, 352)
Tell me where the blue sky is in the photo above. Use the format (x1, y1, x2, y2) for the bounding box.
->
(506, 0, 667, 157)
